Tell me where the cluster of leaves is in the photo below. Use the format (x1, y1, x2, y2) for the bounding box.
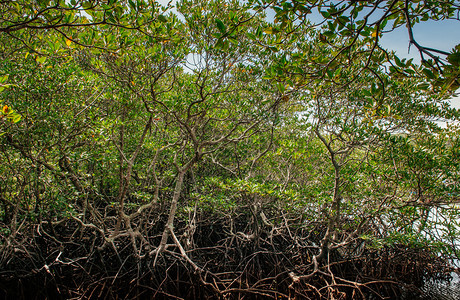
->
(250, 0, 460, 95)
(0, 74, 21, 135)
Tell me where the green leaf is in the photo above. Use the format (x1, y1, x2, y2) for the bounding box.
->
(277, 82, 285, 93)
(82, 1, 92, 9)
(447, 51, 460, 65)
(320, 10, 330, 18)
(214, 39, 224, 49)
(0, 74, 8, 83)
(215, 19, 226, 34)
(422, 68, 436, 79)
(12, 113, 21, 123)
(264, 27, 275, 34)
(246, 32, 256, 40)
(158, 14, 167, 23)
(394, 56, 404, 68)
(36, 56, 47, 64)
(337, 16, 350, 24)
(323, 30, 335, 38)
(128, 0, 136, 10)
(417, 83, 430, 90)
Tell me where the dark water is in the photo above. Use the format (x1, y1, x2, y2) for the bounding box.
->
(418, 273, 460, 300)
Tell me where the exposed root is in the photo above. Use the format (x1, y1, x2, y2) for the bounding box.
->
(0, 213, 452, 300)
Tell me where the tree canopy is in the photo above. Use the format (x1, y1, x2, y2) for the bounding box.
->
(1, 1, 459, 299)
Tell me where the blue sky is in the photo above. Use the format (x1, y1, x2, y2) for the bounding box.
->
(380, 19, 460, 108)
(381, 19, 459, 60)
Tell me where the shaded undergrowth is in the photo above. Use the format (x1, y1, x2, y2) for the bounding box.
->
(0, 210, 453, 300)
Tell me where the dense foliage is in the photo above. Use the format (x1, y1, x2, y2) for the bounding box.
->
(1, 1, 459, 299)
